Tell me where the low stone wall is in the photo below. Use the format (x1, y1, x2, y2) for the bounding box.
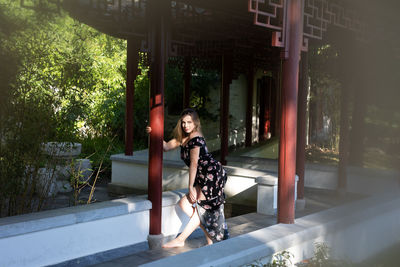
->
(0, 191, 188, 267)
(226, 156, 400, 195)
(110, 152, 188, 193)
(139, 193, 400, 267)
(110, 153, 280, 204)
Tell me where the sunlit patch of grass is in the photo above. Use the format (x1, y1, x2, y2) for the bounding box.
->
(363, 147, 400, 171)
(305, 145, 339, 165)
(306, 144, 399, 171)
(232, 137, 279, 159)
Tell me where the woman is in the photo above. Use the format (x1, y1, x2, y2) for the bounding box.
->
(146, 108, 229, 248)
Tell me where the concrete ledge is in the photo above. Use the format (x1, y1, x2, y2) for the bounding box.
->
(0, 190, 188, 267)
(255, 175, 278, 186)
(224, 166, 274, 178)
(110, 153, 185, 168)
(139, 193, 400, 267)
(0, 196, 152, 239)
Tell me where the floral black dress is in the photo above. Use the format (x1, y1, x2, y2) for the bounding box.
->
(181, 136, 229, 242)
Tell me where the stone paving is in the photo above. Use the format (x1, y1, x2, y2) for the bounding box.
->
(89, 187, 364, 267)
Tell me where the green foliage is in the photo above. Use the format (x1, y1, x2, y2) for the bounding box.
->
(308, 41, 400, 169)
(165, 65, 183, 115)
(297, 243, 354, 267)
(79, 135, 124, 179)
(0, 0, 243, 217)
(0, 0, 129, 141)
(0, 0, 136, 216)
(247, 251, 293, 267)
(164, 64, 219, 121)
(70, 137, 115, 206)
(190, 69, 219, 120)
(0, 1, 60, 214)
(131, 62, 150, 149)
(267, 251, 293, 267)
(308, 43, 341, 150)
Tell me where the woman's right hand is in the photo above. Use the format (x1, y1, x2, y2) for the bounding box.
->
(146, 126, 152, 134)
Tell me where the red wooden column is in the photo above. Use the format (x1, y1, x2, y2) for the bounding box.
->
(296, 51, 308, 200)
(278, 0, 302, 224)
(147, 0, 168, 241)
(245, 60, 254, 147)
(220, 55, 233, 165)
(183, 56, 192, 108)
(125, 38, 140, 156)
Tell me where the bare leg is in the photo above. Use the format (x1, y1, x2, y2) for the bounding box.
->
(163, 188, 212, 248)
(178, 195, 195, 217)
(177, 194, 213, 245)
(162, 207, 201, 248)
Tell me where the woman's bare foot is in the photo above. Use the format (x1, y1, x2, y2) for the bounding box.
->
(162, 238, 185, 248)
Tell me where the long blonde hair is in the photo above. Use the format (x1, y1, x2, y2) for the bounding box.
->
(172, 108, 202, 143)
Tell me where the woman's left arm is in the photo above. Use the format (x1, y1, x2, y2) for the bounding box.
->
(188, 146, 200, 203)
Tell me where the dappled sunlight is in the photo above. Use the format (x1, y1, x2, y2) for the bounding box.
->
(305, 145, 339, 165)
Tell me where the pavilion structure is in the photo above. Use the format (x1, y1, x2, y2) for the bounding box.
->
(62, 0, 368, 243)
